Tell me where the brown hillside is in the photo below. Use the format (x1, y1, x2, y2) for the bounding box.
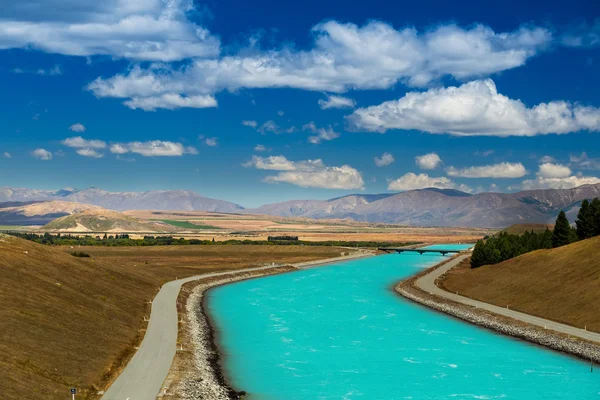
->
(0, 234, 344, 400)
(442, 236, 600, 333)
(0, 233, 156, 400)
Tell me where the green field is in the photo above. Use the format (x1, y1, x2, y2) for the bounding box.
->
(0, 225, 31, 231)
(158, 219, 220, 230)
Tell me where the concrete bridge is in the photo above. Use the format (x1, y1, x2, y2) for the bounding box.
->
(379, 248, 464, 256)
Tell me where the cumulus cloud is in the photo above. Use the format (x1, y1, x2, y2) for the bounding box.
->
(244, 155, 363, 189)
(446, 162, 527, 178)
(374, 152, 395, 167)
(36, 65, 62, 76)
(521, 174, 600, 190)
(318, 95, 356, 109)
(204, 137, 218, 147)
(3, 152, 11, 158)
(86, 22, 553, 110)
(123, 94, 217, 111)
(347, 79, 600, 136)
(388, 172, 454, 190)
(109, 140, 197, 156)
(31, 148, 52, 160)
(62, 136, 106, 149)
(0, 0, 220, 62)
(537, 163, 571, 178)
(242, 120, 258, 128)
(570, 152, 600, 170)
(254, 144, 270, 152)
(255, 120, 295, 135)
(539, 155, 556, 163)
(415, 153, 442, 170)
(69, 123, 86, 133)
(76, 148, 103, 158)
(303, 122, 340, 144)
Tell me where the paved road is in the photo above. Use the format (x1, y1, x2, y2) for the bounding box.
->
(101, 265, 284, 400)
(101, 252, 371, 400)
(416, 255, 600, 343)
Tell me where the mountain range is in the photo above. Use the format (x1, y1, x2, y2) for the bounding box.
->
(246, 185, 600, 228)
(2, 184, 600, 228)
(0, 187, 244, 213)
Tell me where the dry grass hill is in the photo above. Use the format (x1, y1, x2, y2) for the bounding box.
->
(43, 209, 172, 233)
(0, 233, 157, 399)
(0, 201, 104, 226)
(0, 233, 345, 399)
(442, 236, 600, 333)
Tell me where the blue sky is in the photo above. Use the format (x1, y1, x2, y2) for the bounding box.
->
(0, 0, 599, 207)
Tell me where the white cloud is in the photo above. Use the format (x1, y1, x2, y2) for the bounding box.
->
(69, 123, 86, 133)
(124, 94, 217, 111)
(36, 65, 62, 76)
(475, 150, 495, 157)
(32, 148, 52, 160)
(243, 155, 303, 171)
(258, 120, 280, 134)
(3, 152, 11, 158)
(109, 143, 129, 155)
(109, 140, 197, 157)
(204, 137, 218, 147)
(303, 122, 340, 144)
(570, 152, 600, 170)
(539, 155, 556, 163)
(537, 163, 571, 178)
(278, 111, 284, 116)
(347, 79, 600, 136)
(62, 136, 106, 149)
(86, 22, 553, 110)
(76, 148, 103, 158)
(242, 120, 258, 128)
(446, 162, 527, 178)
(0, 0, 220, 62)
(415, 153, 442, 170)
(318, 95, 356, 109)
(254, 144, 270, 152)
(244, 155, 363, 189)
(388, 172, 454, 190)
(374, 152, 395, 167)
(521, 174, 600, 190)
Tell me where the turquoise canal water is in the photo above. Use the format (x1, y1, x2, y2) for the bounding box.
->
(207, 245, 600, 399)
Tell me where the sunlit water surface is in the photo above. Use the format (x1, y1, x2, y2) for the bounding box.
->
(207, 245, 600, 399)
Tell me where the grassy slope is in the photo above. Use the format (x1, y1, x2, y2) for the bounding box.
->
(442, 236, 600, 332)
(0, 234, 156, 400)
(44, 210, 165, 232)
(0, 235, 344, 400)
(157, 219, 219, 230)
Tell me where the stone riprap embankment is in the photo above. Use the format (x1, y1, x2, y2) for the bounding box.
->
(396, 265, 600, 364)
(174, 268, 294, 399)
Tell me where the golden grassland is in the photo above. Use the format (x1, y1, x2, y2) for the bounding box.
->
(0, 234, 345, 400)
(441, 236, 600, 333)
(123, 209, 492, 243)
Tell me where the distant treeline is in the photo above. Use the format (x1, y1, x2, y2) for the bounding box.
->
(6, 232, 416, 249)
(267, 236, 299, 241)
(471, 197, 600, 268)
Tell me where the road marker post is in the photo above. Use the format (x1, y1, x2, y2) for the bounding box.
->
(70, 388, 77, 400)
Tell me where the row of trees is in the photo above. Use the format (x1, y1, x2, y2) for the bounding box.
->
(6, 231, 416, 248)
(471, 197, 600, 268)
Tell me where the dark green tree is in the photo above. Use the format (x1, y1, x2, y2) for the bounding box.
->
(552, 211, 572, 248)
(575, 199, 594, 239)
(590, 198, 600, 236)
